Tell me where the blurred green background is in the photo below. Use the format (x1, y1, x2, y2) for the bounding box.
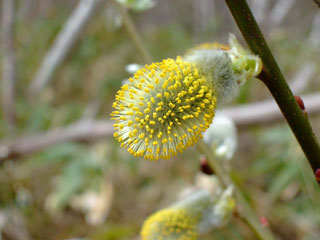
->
(0, 0, 320, 239)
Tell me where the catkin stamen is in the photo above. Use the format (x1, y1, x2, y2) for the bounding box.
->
(111, 57, 217, 161)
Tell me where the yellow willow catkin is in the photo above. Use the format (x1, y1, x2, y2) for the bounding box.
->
(141, 208, 199, 240)
(140, 188, 235, 240)
(111, 35, 262, 161)
(111, 57, 216, 161)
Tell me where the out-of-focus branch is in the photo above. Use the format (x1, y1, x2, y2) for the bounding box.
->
(250, 0, 268, 24)
(0, 207, 32, 240)
(192, 0, 214, 38)
(1, 93, 319, 161)
(110, 0, 152, 63)
(268, 0, 296, 28)
(0, 120, 113, 161)
(1, 0, 16, 129)
(289, 63, 315, 95)
(220, 93, 320, 127)
(28, 0, 102, 96)
(310, 13, 320, 45)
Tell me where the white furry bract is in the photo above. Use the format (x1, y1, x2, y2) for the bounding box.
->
(184, 50, 239, 106)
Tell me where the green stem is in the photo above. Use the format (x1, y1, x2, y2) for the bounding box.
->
(111, 0, 152, 63)
(224, 0, 320, 179)
(197, 140, 275, 240)
(112, 0, 152, 63)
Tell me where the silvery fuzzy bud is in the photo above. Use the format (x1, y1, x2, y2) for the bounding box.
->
(140, 187, 235, 240)
(203, 113, 237, 160)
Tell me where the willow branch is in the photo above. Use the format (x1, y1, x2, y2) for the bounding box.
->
(0, 120, 113, 162)
(224, 0, 320, 179)
(110, 0, 152, 63)
(310, 13, 320, 45)
(268, 0, 296, 28)
(197, 140, 275, 240)
(28, 0, 102, 96)
(221, 93, 320, 127)
(289, 63, 315, 94)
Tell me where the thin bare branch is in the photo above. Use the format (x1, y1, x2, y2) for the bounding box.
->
(0, 120, 113, 161)
(1, 93, 319, 161)
(0, 207, 32, 240)
(269, 0, 296, 28)
(310, 13, 320, 45)
(289, 63, 315, 95)
(192, 0, 215, 37)
(250, 0, 268, 24)
(28, 0, 102, 96)
(1, 0, 16, 128)
(221, 93, 320, 127)
(110, 0, 152, 63)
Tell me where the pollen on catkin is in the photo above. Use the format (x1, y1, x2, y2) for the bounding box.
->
(140, 188, 235, 240)
(140, 208, 199, 240)
(111, 57, 217, 161)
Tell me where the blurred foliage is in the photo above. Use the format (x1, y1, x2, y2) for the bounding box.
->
(0, 0, 320, 239)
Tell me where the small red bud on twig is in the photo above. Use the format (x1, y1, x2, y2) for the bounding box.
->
(315, 168, 320, 182)
(259, 217, 269, 227)
(200, 155, 214, 175)
(294, 96, 305, 110)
